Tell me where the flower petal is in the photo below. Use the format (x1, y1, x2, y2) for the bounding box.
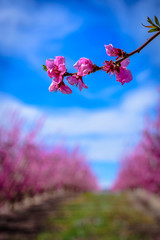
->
(116, 68, 133, 85)
(121, 58, 130, 68)
(46, 59, 55, 69)
(60, 84, 72, 94)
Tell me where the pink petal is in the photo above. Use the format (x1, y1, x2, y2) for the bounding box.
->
(60, 84, 72, 94)
(67, 76, 78, 85)
(83, 83, 88, 89)
(54, 56, 65, 66)
(78, 79, 88, 91)
(78, 80, 83, 91)
(116, 68, 133, 85)
(54, 74, 63, 84)
(105, 44, 117, 57)
(105, 44, 123, 57)
(74, 57, 93, 76)
(121, 58, 130, 68)
(46, 59, 55, 69)
(54, 56, 66, 74)
(73, 61, 80, 70)
(49, 82, 58, 92)
(47, 69, 54, 78)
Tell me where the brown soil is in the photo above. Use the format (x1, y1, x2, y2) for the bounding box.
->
(0, 192, 75, 240)
(0, 189, 160, 240)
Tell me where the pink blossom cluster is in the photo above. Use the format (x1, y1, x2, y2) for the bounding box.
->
(44, 44, 133, 94)
(112, 95, 160, 194)
(47, 56, 72, 94)
(46, 56, 93, 94)
(103, 44, 133, 85)
(0, 114, 99, 207)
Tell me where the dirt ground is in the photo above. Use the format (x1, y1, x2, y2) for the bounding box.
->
(0, 189, 160, 240)
(0, 192, 75, 240)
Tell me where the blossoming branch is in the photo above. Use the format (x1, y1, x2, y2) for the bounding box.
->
(43, 16, 160, 94)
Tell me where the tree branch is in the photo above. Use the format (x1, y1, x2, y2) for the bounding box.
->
(61, 30, 160, 77)
(114, 30, 160, 65)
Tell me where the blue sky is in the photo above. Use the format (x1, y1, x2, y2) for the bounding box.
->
(0, 0, 160, 188)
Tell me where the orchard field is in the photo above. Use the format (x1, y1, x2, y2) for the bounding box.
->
(0, 93, 160, 239)
(1, 0, 160, 239)
(1, 191, 160, 240)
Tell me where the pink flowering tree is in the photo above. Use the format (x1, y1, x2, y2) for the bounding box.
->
(43, 16, 160, 94)
(112, 91, 160, 195)
(0, 115, 99, 207)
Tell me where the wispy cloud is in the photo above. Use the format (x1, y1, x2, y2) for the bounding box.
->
(80, 85, 122, 100)
(136, 69, 151, 84)
(0, 85, 158, 162)
(0, 0, 83, 65)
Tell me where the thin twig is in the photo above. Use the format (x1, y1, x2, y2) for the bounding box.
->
(114, 30, 160, 65)
(64, 30, 160, 77)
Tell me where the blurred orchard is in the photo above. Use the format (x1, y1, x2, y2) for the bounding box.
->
(1, 90, 160, 212)
(112, 90, 160, 195)
(0, 112, 99, 209)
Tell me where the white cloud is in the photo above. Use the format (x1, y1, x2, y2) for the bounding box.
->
(0, 0, 82, 66)
(0, 86, 158, 162)
(0, 93, 42, 121)
(136, 69, 151, 84)
(41, 86, 157, 138)
(99, 180, 113, 189)
(70, 137, 128, 162)
(80, 85, 121, 100)
(122, 86, 157, 112)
